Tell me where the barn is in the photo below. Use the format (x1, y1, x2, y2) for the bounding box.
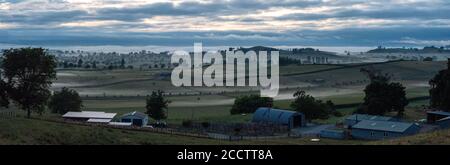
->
(426, 111, 450, 124)
(120, 111, 149, 127)
(62, 111, 117, 123)
(251, 107, 306, 129)
(344, 114, 396, 128)
(350, 120, 420, 140)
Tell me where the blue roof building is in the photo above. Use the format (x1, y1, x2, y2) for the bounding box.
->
(252, 107, 306, 128)
(351, 120, 420, 140)
(344, 114, 397, 128)
(120, 111, 149, 127)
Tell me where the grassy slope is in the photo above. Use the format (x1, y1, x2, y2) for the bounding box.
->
(0, 117, 237, 145)
(0, 117, 365, 145)
(5, 116, 450, 145)
(371, 128, 450, 145)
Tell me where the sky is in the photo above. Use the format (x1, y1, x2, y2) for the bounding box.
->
(1, 0, 450, 47)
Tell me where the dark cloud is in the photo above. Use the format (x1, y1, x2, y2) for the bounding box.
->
(2, 26, 450, 47)
(1, 0, 450, 47)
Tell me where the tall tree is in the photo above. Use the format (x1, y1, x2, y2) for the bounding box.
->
(48, 87, 82, 114)
(120, 58, 125, 69)
(358, 68, 408, 116)
(146, 90, 170, 121)
(0, 79, 9, 108)
(1, 48, 57, 118)
(429, 59, 450, 111)
(77, 59, 83, 68)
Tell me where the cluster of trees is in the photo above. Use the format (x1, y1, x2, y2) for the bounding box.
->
(429, 59, 450, 111)
(279, 57, 301, 66)
(356, 68, 408, 116)
(61, 59, 96, 69)
(230, 91, 340, 121)
(290, 90, 340, 121)
(0, 48, 83, 117)
(230, 95, 273, 114)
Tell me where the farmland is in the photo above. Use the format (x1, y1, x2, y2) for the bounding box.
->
(1, 60, 448, 144)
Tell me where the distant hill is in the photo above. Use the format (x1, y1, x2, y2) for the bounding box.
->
(368, 46, 450, 54)
(235, 46, 279, 53)
(234, 46, 338, 57)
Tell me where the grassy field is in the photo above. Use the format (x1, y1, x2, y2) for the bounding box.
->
(371, 128, 450, 145)
(3, 116, 450, 145)
(1, 61, 446, 144)
(0, 117, 367, 145)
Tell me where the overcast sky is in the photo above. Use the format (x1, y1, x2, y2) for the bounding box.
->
(1, 0, 450, 47)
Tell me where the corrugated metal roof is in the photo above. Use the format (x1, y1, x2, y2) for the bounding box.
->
(438, 116, 450, 122)
(346, 114, 394, 121)
(87, 118, 112, 123)
(352, 120, 417, 133)
(109, 122, 132, 126)
(121, 111, 147, 119)
(252, 107, 302, 125)
(427, 111, 450, 116)
(62, 111, 117, 119)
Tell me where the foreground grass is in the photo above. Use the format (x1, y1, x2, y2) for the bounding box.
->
(2, 116, 450, 145)
(0, 117, 365, 145)
(0, 117, 235, 145)
(371, 128, 450, 145)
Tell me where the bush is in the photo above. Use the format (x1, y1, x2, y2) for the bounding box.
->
(201, 122, 210, 129)
(182, 120, 193, 128)
(333, 111, 343, 117)
(230, 95, 273, 114)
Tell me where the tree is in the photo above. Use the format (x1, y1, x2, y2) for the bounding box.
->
(0, 79, 9, 108)
(146, 90, 170, 121)
(77, 59, 83, 68)
(290, 90, 331, 121)
(357, 68, 408, 116)
(48, 87, 82, 114)
(92, 61, 97, 69)
(429, 59, 450, 111)
(230, 94, 273, 114)
(423, 57, 433, 61)
(1, 48, 56, 118)
(120, 58, 125, 69)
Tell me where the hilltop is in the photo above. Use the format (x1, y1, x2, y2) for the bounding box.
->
(368, 46, 450, 54)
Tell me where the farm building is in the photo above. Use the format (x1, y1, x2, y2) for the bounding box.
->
(252, 107, 306, 129)
(344, 114, 396, 128)
(320, 129, 346, 139)
(350, 120, 420, 140)
(62, 111, 116, 123)
(436, 117, 450, 129)
(426, 111, 450, 124)
(120, 111, 149, 127)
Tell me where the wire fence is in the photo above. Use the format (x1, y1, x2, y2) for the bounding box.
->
(31, 117, 296, 141)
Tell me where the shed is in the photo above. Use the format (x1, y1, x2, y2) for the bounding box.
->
(120, 111, 149, 127)
(350, 120, 420, 140)
(344, 114, 396, 128)
(426, 111, 450, 124)
(251, 107, 306, 128)
(62, 111, 116, 122)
